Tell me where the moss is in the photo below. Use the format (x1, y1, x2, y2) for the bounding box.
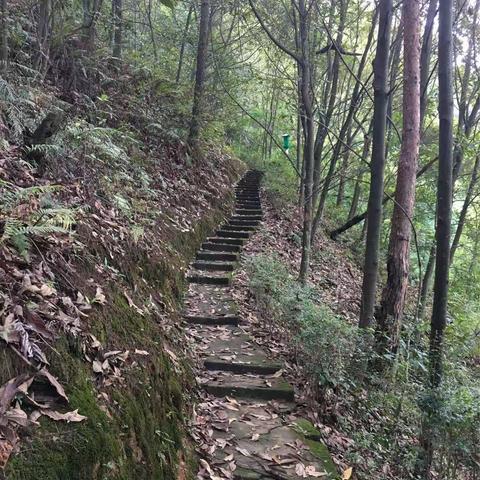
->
(6, 349, 121, 480)
(293, 419, 339, 480)
(4, 161, 244, 479)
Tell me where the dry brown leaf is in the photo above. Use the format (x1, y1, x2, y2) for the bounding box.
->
(342, 467, 353, 479)
(42, 409, 87, 423)
(37, 369, 68, 402)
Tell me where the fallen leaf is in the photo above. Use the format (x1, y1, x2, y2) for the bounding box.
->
(342, 467, 353, 480)
(42, 409, 87, 423)
(37, 369, 68, 402)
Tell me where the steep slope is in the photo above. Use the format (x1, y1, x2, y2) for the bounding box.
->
(0, 71, 245, 478)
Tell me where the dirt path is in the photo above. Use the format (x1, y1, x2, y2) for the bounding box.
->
(184, 171, 338, 480)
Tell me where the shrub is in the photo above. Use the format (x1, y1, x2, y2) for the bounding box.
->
(247, 254, 359, 392)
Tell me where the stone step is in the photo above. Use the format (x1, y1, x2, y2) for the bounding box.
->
(231, 215, 263, 222)
(222, 225, 256, 232)
(235, 203, 261, 209)
(236, 194, 260, 199)
(192, 261, 235, 272)
(187, 274, 231, 286)
(196, 251, 238, 262)
(204, 358, 282, 375)
(217, 230, 251, 239)
(184, 315, 240, 326)
(207, 237, 245, 246)
(236, 199, 261, 204)
(236, 209, 263, 215)
(205, 373, 294, 401)
(201, 242, 241, 252)
(229, 219, 260, 227)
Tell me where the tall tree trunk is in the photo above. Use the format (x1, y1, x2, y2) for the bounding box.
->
(146, 0, 158, 60)
(418, 243, 436, 320)
(35, 0, 51, 77)
(0, 0, 7, 73)
(417, 1, 454, 476)
(420, 0, 479, 320)
(420, 0, 438, 130)
(83, 0, 102, 49)
(450, 155, 480, 264)
(376, 0, 421, 353)
(188, 0, 211, 146)
(298, 0, 314, 284)
(359, 0, 393, 328)
(311, 0, 345, 214)
(336, 127, 353, 207)
(430, 0, 453, 390)
(176, 2, 194, 84)
(112, 0, 122, 58)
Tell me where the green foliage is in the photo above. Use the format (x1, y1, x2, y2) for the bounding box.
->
(0, 180, 76, 258)
(247, 254, 359, 391)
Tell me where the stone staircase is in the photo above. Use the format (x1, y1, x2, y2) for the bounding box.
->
(183, 171, 338, 480)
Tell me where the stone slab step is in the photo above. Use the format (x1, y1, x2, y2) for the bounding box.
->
(201, 242, 241, 252)
(236, 199, 261, 204)
(205, 373, 294, 401)
(217, 230, 251, 239)
(231, 215, 263, 222)
(235, 204, 261, 210)
(184, 315, 240, 326)
(236, 209, 263, 215)
(192, 261, 235, 272)
(187, 274, 231, 286)
(207, 237, 245, 246)
(222, 225, 256, 232)
(196, 251, 238, 262)
(229, 219, 260, 227)
(204, 358, 282, 375)
(236, 194, 260, 199)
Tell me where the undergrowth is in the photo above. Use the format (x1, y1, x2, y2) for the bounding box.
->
(247, 254, 480, 479)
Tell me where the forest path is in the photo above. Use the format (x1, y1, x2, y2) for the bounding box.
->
(184, 171, 338, 480)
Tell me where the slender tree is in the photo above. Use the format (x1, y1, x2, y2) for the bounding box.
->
(430, 0, 453, 389)
(112, 0, 123, 58)
(0, 0, 7, 72)
(376, 0, 421, 352)
(359, 0, 393, 328)
(188, 0, 211, 146)
(176, 2, 194, 84)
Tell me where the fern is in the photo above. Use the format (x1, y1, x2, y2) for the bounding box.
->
(0, 181, 76, 257)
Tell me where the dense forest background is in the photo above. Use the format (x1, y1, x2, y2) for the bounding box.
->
(0, 0, 480, 479)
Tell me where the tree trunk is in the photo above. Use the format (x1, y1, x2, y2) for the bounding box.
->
(35, 0, 51, 77)
(0, 0, 7, 72)
(336, 128, 352, 207)
(376, 0, 421, 353)
(298, 0, 315, 284)
(188, 0, 210, 146)
(176, 2, 194, 84)
(112, 0, 122, 59)
(420, 0, 438, 130)
(146, 0, 158, 60)
(418, 243, 436, 320)
(418, 1, 454, 476)
(82, 0, 102, 49)
(430, 0, 453, 389)
(450, 155, 480, 264)
(311, 0, 345, 215)
(359, 0, 393, 328)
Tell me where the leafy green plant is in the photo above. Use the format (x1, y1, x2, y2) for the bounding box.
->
(0, 180, 76, 258)
(247, 254, 359, 391)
